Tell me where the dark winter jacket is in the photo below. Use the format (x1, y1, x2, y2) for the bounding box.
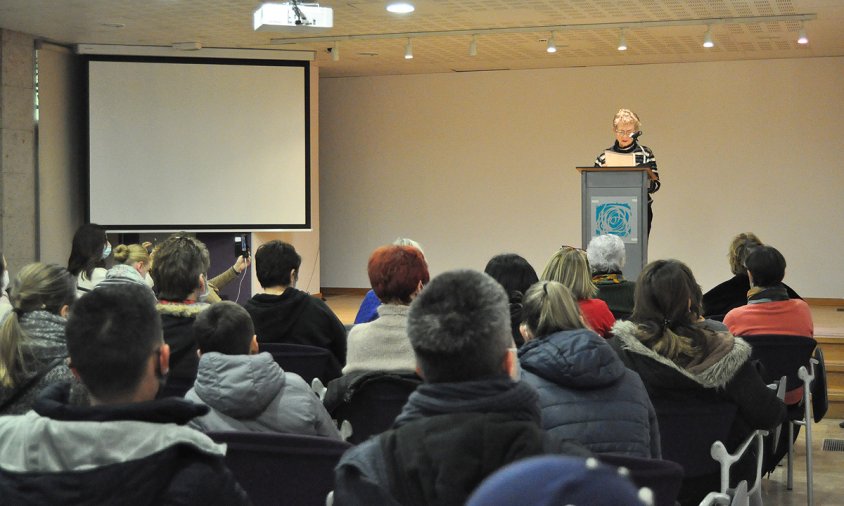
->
(519, 328, 660, 458)
(244, 288, 347, 365)
(0, 382, 251, 506)
(156, 301, 210, 385)
(333, 377, 590, 506)
(702, 274, 801, 318)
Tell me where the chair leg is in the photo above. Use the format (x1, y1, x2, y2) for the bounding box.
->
(787, 421, 794, 490)
(805, 403, 814, 506)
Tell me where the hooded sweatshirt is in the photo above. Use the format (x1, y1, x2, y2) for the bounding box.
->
(243, 288, 347, 364)
(184, 351, 340, 439)
(519, 328, 660, 458)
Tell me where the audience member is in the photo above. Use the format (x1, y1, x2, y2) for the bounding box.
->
(724, 245, 813, 338)
(0, 263, 85, 415)
(334, 270, 588, 506)
(541, 246, 615, 338)
(0, 253, 11, 323)
(587, 234, 635, 319)
(185, 301, 341, 438)
(66, 223, 110, 296)
(484, 253, 539, 347)
(610, 259, 785, 505)
(97, 243, 154, 293)
(518, 280, 659, 458)
(467, 455, 644, 506)
(343, 245, 429, 374)
(702, 232, 800, 318)
(150, 234, 212, 396)
(353, 237, 424, 324)
(0, 284, 250, 504)
(244, 240, 346, 365)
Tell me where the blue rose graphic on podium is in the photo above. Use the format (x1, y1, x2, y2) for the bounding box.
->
(595, 202, 632, 238)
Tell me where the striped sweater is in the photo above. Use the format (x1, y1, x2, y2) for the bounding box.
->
(594, 140, 660, 201)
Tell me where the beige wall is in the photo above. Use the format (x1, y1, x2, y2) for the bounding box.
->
(319, 57, 844, 298)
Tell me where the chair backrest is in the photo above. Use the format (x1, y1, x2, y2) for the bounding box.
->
(598, 453, 684, 506)
(207, 431, 352, 506)
(811, 346, 828, 422)
(260, 343, 342, 384)
(651, 397, 738, 477)
(329, 372, 422, 444)
(739, 334, 816, 392)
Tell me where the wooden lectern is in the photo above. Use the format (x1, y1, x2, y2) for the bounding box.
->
(575, 166, 656, 281)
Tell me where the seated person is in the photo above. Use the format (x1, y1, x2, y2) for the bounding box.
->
(702, 232, 800, 318)
(334, 270, 589, 506)
(67, 223, 110, 296)
(244, 240, 346, 365)
(518, 280, 659, 458)
(185, 301, 340, 438)
(483, 253, 539, 347)
(0, 263, 85, 415)
(97, 243, 154, 292)
(353, 237, 424, 324)
(610, 260, 785, 506)
(587, 234, 635, 319)
(150, 235, 212, 396)
(724, 245, 813, 338)
(542, 246, 615, 338)
(344, 245, 429, 374)
(0, 284, 249, 505)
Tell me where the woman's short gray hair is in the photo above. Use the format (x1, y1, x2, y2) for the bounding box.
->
(586, 234, 626, 274)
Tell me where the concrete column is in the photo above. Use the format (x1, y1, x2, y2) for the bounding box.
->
(0, 29, 37, 272)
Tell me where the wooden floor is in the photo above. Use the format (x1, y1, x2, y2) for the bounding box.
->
(323, 292, 844, 505)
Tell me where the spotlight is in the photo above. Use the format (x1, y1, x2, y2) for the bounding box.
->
(469, 35, 478, 57)
(618, 30, 628, 51)
(404, 38, 413, 59)
(386, 3, 415, 14)
(703, 26, 714, 48)
(797, 25, 808, 44)
(546, 32, 557, 53)
(331, 41, 339, 61)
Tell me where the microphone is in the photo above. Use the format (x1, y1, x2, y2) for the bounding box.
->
(631, 131, 643, 140)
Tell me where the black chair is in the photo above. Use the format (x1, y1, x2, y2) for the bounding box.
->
(327, 370, 422, 444)
(259, 343, 342, 385)
(740, 334, 822, 506)
(207, 431, 352, 506)
(598, 453, 684, 506)
(651, 398, 738, 506)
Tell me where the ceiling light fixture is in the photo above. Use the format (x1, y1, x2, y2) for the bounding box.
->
(387, 2, 415, 14)
(404, 38, 413, 59)
(331, 40, 340, 61)
(797, 24, 808, 44)
(703, 26, 714, 48)
(469, 35, 478, 57)
(546, 31, 557, 53)
(618, 29, 628, 51)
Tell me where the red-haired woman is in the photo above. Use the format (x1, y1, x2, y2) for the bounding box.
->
(343, 245, 429, 374)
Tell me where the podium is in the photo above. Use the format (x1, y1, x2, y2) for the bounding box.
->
(575, 166, 655, 282)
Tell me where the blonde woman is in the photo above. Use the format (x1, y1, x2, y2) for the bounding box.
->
(541, 246, 615, 338)
(99, 244, 153, 290)
(518, 280, 659, 458)
(0, 263, 85, 414)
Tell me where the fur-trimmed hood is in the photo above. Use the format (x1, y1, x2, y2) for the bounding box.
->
(611, 320, 751, 389)
(155, 301, 210, 318)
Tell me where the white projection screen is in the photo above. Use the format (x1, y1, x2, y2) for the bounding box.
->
(86, 56, 309, 231)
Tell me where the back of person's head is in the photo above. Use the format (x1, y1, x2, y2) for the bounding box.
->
(728, 232, 762, 276)
(408, 269, 511, 383)
(150, 234, 210, 301)
(194, 301, 255, 355)
(392, 237, 424, 256)
(613, 108, 641, 130)
(467, 456, 644, 506)
(255, 240, 301, 289)
(587, 234, 626, 274)
(67, 223, 107, 278)
(540, 247, 598, 300)
(368, 245, 429, 304)
(521, 281, 585, 338)
(744, 245, 786, 287)
(66, 283, 163, 402)
(113, 243, 150, 268)
(631, 260, 705, 363)
(0, 263, 76, 387)
(483, 254, 538, 301)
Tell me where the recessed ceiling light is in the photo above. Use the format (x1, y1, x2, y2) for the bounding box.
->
(386, 3, 415, 14)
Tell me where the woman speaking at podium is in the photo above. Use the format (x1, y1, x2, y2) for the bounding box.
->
(594, 109, 660, 236)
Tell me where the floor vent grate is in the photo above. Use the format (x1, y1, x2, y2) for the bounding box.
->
(822, 439, 844, 452)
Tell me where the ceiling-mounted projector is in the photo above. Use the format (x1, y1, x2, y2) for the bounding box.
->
(254, 2, 334, 30)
